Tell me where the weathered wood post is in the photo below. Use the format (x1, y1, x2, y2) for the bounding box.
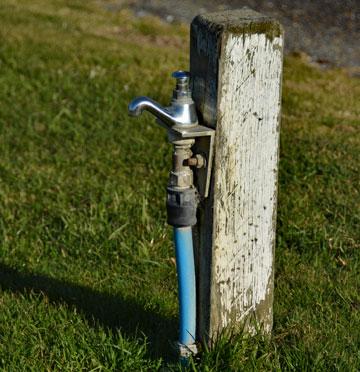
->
(190, 9, 284, 342)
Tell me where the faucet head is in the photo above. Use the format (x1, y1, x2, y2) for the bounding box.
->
(127, 70, 198, 128)
(172, 71, 192, 100)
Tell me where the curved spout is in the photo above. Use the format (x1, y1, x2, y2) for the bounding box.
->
(128, 96, 198, 128)
(128, 96, 176, 128)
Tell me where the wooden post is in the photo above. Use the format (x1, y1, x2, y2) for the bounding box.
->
(190, 9, 284, 342)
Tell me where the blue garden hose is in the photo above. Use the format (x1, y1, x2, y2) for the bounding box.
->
(173, 226, 196, 347)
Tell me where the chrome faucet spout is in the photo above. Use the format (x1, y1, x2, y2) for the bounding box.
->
(128, 96, 177, 128)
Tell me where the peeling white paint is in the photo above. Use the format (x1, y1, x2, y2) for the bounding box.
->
(211, 32, 283, 331)
(190, 10, 284, 340)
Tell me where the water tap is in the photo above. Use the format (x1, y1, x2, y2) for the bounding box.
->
(128, 71, 198, 128)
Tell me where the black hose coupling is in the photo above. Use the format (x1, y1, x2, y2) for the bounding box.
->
(166, 187, 198, 227)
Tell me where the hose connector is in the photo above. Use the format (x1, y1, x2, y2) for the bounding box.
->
(166, 138, 198, 227)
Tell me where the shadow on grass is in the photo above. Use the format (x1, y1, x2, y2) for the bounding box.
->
(0, 263, 177, 362)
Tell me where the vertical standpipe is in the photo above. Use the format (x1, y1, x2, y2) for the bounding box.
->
(166, 137, 198, 358)
(128, 71, 207, 360)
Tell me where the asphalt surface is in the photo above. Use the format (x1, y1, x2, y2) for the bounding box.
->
(104, 0, 359, 68)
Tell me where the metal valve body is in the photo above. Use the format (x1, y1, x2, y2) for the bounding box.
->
(167, 137, 198, 227)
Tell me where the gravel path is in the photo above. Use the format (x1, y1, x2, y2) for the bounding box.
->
(104, 0, 359, 68)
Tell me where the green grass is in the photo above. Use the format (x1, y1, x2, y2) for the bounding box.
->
(0, 0, 359, 370)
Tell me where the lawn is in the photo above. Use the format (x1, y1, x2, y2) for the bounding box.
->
(0, 0, 359, 370)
